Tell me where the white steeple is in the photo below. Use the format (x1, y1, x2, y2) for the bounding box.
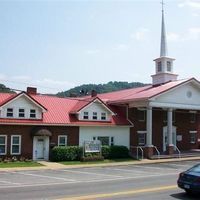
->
(151, 0, 178, 86)
(160, 5, 168, 57)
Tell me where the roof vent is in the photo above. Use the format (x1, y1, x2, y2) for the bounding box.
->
(27, 87, 37, 95)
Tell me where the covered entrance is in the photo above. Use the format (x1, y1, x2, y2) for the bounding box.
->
(32, 128, 51, 161)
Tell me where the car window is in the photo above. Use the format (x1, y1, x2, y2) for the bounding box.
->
(189, 165, 200, 173)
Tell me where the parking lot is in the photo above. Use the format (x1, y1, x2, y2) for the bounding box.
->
(0, 160, 199, 190)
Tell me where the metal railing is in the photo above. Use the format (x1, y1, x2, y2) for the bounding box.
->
(174, 145, 181, 158)
(131, 146, 144, 160)
(153, 145, 160, 159)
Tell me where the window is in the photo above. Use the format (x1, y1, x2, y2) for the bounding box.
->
(97, 136, 109, 145)
(18, 108, 25, 118)
(83, 112, 89, 119)
(11, 135, 21, 155)
(110, 137, 114, 146)
(157, 61, 162, 72)
(138, 109, 146, 121)
(101, 112, 106, 120)
(190, 112, 196, 123)
(7, 108, 13, 117)
(0, 135, 7, 155)
(190, 131, 197, 144)
(93, 112, 97, 120)
(30, 109, 36, 118)
(58, 135, 67, 146)
(138, 131, 146, 146)
(167, 61, 171, 72)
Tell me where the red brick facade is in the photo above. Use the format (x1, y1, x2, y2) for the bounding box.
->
(129, 108, 200, 154)
(0, 125, 79, 159)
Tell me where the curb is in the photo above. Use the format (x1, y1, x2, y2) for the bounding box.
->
(0, 156, 199, 172)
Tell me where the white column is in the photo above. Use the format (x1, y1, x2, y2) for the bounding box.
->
(146, 107, 153, 147)
(167, 108, 173, 146)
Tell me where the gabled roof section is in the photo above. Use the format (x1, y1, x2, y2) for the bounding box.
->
(70, 96, 115, 115)
(97, 78, 195, 104)
(0, 92, 47, 112)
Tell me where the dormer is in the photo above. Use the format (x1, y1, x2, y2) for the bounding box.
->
(70, 97, 115, 122)
(0, 92, 47, 120)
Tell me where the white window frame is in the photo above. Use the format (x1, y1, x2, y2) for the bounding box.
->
(167, 61, 171, 72)
(94, 136, 114, 146)
(30, 109, 36, 118)
(101, 112, 107, 120)
(138, 108, 146, 122)
(137, 131, 146, 146)
(0, 135, 7, 155)
(6, 108, 14, 118)
(92, 112, 97, 120)
(18, 108, 25, 118)
(189, 131, 197, 144)
(189, 111, 196, 123)
(11, 135, 21, 155)
(157, 61, 162, 72)
(58, 135, 67, 146)
(83, 112, 89, 120)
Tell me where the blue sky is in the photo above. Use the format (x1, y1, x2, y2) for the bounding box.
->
(0, 0, 200, 93)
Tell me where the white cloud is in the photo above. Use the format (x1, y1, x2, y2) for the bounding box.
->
(187, 27, 200, 39)
(85, 49, 100, 55)
(131, 28, 150, 41)
(113, 44, 129, 51)
(0, 73, 76, 94)
(178, 0, 200, 9)
(167, 32, 181, 41)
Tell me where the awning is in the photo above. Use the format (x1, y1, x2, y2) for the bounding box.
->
(32, 129, 52, 137)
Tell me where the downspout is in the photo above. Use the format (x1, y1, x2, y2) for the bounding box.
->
(126, 104, 134, 127)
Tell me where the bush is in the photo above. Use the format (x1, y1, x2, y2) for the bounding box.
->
(102, 145, 129, 159)
(109, 145, 129, 158)
(102, 146, 111, 159)
(50, 146, 82, 162)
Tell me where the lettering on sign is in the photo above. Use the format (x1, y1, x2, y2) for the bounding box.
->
(84, 141, 101, 153)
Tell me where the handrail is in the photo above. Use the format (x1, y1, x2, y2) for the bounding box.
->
(174, 145, 181, 158)
(131, 146, 144, 160)
(153, 145, 160, 159)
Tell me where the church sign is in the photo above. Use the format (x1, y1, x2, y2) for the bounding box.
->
(84, 140, 101, 153)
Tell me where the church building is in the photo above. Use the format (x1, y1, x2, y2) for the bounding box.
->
(0, 6, 199, 160)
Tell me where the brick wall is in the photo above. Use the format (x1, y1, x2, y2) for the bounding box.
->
(0, 125, 79, 159)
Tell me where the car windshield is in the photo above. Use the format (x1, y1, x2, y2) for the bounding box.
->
(188, 164, 200, 173)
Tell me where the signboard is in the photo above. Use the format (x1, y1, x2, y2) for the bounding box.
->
(84, 140, 101, 153)
(177, 135, 182, 142)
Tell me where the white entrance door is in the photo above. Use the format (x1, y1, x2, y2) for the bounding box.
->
(36, 138, 45, 159)
(163, 126, 177, 152)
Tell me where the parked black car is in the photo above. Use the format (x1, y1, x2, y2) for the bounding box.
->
(177, 163, 200, 194)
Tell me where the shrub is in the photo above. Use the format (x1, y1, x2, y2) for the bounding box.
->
(101, 146, 111, 159)
(109, 145, 129, 158)
(50, 146, 82, 162)
(102, 145, 129, 159)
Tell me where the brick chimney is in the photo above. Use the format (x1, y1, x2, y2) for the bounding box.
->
(27, 87, 37, 95)
(91, 90, 97, 97)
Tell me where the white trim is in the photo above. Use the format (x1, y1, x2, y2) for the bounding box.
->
(80, 99, 115, 116)
(11, 135, 21, 155)
(58, 135, 68, 146)
(189, 130, 197, 144)
(18, 107, 25, 118)
(6, 107, 14, 118)
(0, 93, 47, 112)
(0, 135, 7, 155)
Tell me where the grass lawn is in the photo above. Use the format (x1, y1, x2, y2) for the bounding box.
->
(0, 161, 43, 168)
(60, 158, 137, 165)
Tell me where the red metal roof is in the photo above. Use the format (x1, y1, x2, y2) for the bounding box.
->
(0, 93, 130, 126)
(0, 78, 195, 126)
(97, 78, 192, 104)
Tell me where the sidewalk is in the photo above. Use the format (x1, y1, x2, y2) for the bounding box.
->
(0, 156, 200, 172)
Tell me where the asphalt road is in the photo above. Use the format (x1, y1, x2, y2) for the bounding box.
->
(0, 160, 199, 200)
